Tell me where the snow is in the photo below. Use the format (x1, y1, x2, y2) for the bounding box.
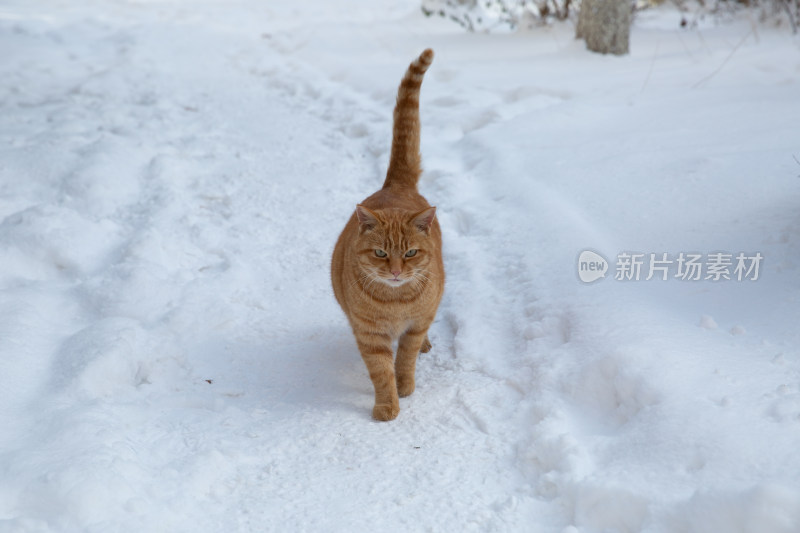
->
(1, 1, 799, 531)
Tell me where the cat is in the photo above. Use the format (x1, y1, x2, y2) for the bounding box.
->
(331, 49, 444, 421)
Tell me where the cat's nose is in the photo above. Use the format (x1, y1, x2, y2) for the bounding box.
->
(392, 270, 401, 277)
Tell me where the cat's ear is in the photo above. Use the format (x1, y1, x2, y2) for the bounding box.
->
(411, 206, 436, 234)
(356, 205, 379, 232)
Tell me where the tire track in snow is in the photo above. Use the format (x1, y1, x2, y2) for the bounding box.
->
(427, 110, 668, 526)
(0, 7, 366, 529)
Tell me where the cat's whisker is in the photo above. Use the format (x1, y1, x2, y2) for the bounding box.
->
(348, 271, 370, 290)
(364, 270, 382, 299)
(412, 268, 432, 288)
(414, 269, 431, 281)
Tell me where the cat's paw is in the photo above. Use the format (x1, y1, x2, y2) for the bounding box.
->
(397, 377, 415, 398)
(372, 402, 400, 421)
(420, 336, 432, 353)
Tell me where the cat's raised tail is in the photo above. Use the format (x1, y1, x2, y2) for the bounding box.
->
(382, 48, 434, 191)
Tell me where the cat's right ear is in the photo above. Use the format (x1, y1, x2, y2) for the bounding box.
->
(356, 205, 379, 233)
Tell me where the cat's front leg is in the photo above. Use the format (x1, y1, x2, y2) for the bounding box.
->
(355, 330, 400, 421)
(395, 324, 430, 398)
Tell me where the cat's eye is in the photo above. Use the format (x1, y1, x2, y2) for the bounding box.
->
(405, 249, 418, 258)
(375, 249, 387, 258)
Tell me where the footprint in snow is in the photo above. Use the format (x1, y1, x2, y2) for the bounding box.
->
(53, 318, 155, 398)
(430, 95, 464, 108)
(502, 85, 571, 105)
(341, 122, 370, 139)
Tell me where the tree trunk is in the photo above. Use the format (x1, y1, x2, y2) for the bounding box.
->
(576, 0, 631, 55)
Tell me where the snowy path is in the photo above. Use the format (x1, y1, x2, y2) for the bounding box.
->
(2, 1, 800, 532)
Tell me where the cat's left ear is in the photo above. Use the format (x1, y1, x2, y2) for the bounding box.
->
(411, 207, 436, 234)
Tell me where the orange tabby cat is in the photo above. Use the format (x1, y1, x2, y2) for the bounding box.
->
(331, 49, 444, 421)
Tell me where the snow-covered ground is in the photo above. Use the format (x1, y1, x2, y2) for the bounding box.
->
(1, 1, 799, 531)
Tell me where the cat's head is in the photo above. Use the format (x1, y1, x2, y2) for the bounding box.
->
(353, 205, 437, 288)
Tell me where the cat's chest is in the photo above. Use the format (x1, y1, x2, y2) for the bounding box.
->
(388, 317, 416, 338)
(356, 298, 427, 335)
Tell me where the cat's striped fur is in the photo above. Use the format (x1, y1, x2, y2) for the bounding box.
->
(331, 49, 444, 421)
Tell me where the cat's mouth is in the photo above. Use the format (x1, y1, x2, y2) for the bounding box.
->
(381, 277, 408, 287)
